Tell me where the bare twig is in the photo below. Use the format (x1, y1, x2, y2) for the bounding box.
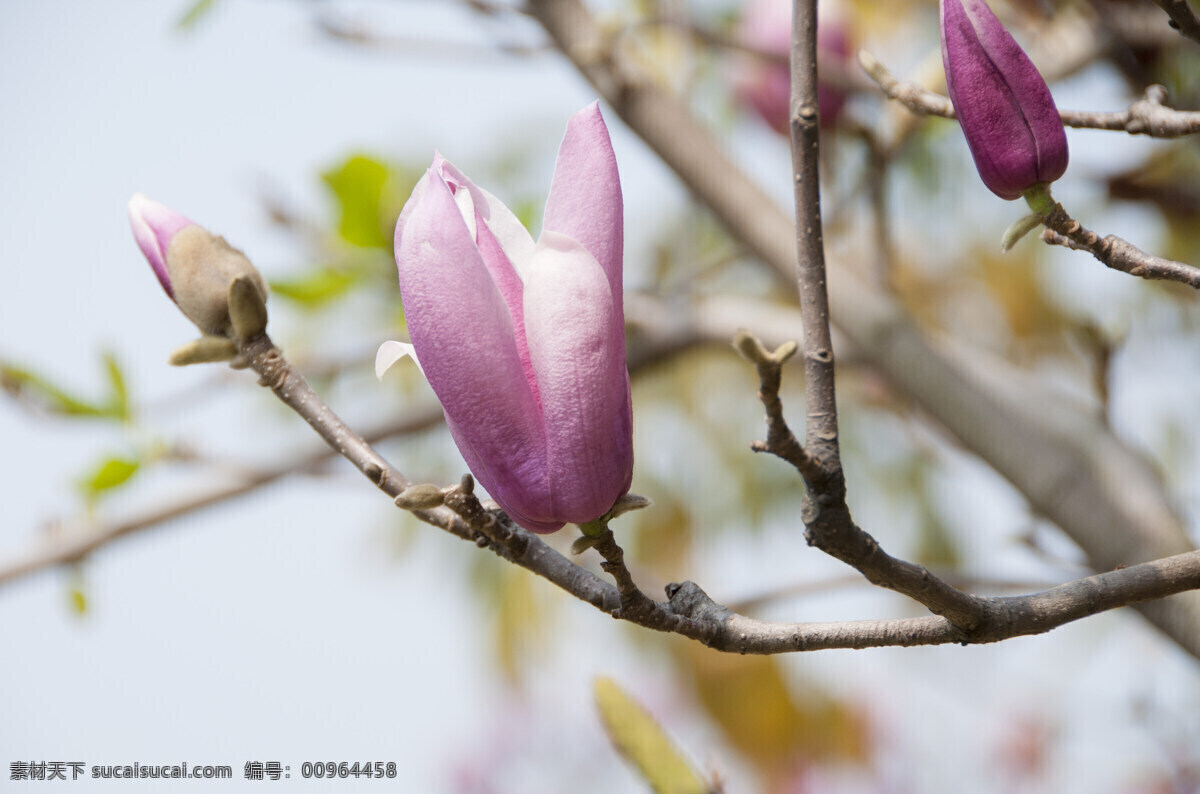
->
(737, 331, 986, 631)
(1151, 0, 1200, 46)
(789, 0, 842, 477)
(667, 549, 1200, 652)
(725, 572, 1064, 613)
(1039, 203, 1200, 288)
(734, 332, 822, 481)
(860, 52, 1200, 138)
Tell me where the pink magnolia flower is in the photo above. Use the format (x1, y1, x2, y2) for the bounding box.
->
(940, 0, 1068, 199)
(735, 0, 852, 134)
(381, 102, 633, 534)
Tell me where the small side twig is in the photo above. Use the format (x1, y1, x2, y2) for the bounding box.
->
(860, 52, 1200, 138)
(1039, 203, 1200, 289)
(589, 528, 703, 635)
(735, 330, 987, 632)
(733, 332, 823, 483)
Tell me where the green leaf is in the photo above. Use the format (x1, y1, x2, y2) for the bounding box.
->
(594, 677, 710, 794)
(322, 155, 392, 249)
(102, 352, 130, 422)
(1, 364, 113, 419)
(79, 456, 140, 501)
(177, 0, 219, 30)
(269, 266, 360, 309)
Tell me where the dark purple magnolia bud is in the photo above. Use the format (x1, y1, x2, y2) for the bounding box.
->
(940, 0, 1068, 200)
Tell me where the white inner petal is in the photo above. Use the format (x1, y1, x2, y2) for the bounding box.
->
(452, 186, 478, 241)
(376, 340, 423, 380)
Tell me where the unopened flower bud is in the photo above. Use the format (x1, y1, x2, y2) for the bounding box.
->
(940, 0, 1068, 200)
(128, 194, 269, 337)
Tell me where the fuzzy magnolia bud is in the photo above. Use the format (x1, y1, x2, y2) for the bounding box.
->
(940, 0, 1068, 200)
(128, 194, 269, 338)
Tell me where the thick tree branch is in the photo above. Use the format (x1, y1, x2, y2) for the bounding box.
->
(526, 0, 1200, 659)
(860, 53, 1200, 138)
(667, 549, 1200, 652)
(789, 0, 842, 475)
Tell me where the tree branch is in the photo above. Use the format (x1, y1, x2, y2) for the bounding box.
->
(237, 333, 1200, 654)
(789, 0, 842, 475)
(860, 52, 1200, 138)
(1039, 202, 1200, 288)
(666, 549, 1200, 652)
(1151, 0, 1200, 46)
(737, 331, 987, 631)
(525, 0, 1200, 659)
(0, 314, 713, 590)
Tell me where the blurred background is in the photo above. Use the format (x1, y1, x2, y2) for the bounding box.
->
(2, 0, 1199, 791)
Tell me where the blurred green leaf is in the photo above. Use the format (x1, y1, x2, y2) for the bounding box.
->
(269, 266, 361, 309)
(102, 352, 130, 422)
(78, 456, 140, 501)
(594, 677, 710, 794)
(177, 0, 219, 30)
(1, 363, 119, 420)
(322, 154, 392, 249)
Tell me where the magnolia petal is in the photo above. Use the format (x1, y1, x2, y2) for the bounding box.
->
(128, 193, 195, 300)
(439, 160, 537, 278)
(375, 340, 420, 380)
(523, 232, 632, 524)
(543, 102, 624, 312)
(394, 165, 554, 529)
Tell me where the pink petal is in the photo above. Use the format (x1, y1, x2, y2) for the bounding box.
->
(395, 166, 556, 529)
(523, 232, 632, 523)
(542, 102, 625, 329)
(436, 160, 540, 402)
(127, 193, 195, 300)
